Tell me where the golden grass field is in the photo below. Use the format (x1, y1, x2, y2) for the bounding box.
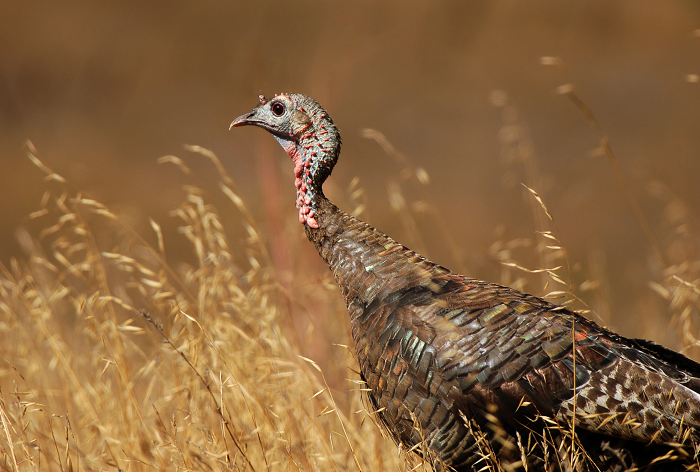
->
(2, 89, 700, 471)
(2, 1, 700, 470)
(1, 138, 438, 471)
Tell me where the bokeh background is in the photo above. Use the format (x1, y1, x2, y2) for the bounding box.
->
(2, 1, 700, 349)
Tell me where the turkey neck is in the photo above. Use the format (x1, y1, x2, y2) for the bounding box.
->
(298, 169, 446, 320)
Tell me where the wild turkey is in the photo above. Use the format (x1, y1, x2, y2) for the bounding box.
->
(231, 94, 700, 471)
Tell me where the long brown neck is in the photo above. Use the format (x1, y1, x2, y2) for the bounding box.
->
(303, 196, 448, 316)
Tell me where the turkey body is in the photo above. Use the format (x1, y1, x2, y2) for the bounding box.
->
(231, 94, 700, 471)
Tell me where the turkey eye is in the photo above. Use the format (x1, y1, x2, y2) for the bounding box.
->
(271, 102, 285, 116)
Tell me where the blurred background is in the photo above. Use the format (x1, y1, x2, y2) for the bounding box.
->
(2, 0, 700, 348)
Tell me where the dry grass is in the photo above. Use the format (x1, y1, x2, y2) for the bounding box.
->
(0, 143, 429, 472)
(2, 81, 700, 471)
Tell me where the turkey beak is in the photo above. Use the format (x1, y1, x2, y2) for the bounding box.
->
(229, 109, 259, 129)
(228, 110, 255, 129)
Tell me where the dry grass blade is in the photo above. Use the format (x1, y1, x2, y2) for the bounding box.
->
(184, 144, 234, 186)
(521, 184, 553, 222)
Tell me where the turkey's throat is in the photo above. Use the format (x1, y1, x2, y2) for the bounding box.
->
(282, 141, 321, 228)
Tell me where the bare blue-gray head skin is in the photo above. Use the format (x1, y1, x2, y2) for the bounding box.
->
(230, 93, 341, 228)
